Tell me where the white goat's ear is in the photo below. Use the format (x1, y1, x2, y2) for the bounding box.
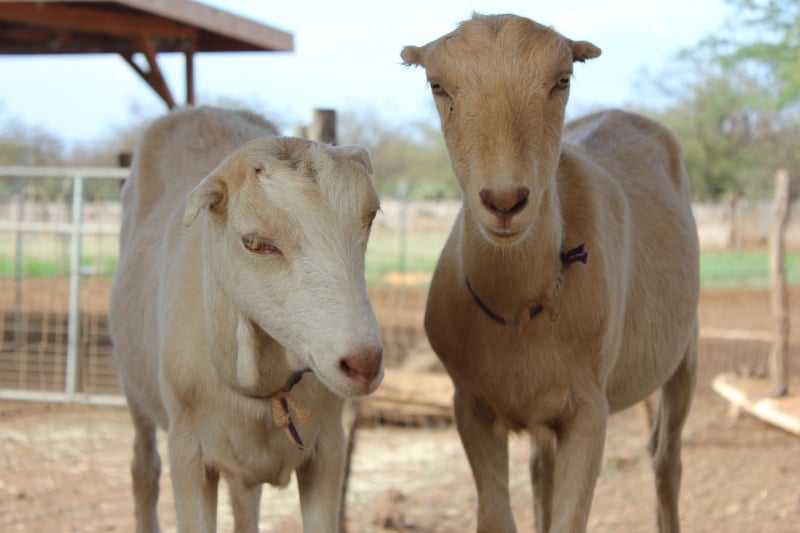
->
(336, 145, 373, 174)
(400, 45, 424, 66)
(183, 174, 227, 227)
(570, 40, 602, 63)
(235, 315, 260, 389)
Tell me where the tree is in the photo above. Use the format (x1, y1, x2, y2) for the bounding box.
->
(640, 0, 800, 200)
(697, 0, 800, 109)
(0, 118, 64, 166)
(338, 109, 458, 199)
(692, 0, 800, 185)
(644, 66, 764, 199)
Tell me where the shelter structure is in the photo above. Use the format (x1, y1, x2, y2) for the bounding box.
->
(0, 0, 294, 108)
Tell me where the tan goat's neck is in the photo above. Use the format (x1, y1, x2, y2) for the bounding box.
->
(460, 184, 568, 324)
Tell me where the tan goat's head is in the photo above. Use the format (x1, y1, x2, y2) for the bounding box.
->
(402, 14, 600, 245)
(183, 137, 384, 398)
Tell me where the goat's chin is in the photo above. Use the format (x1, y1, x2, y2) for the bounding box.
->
(308, 362, 384, 399)
(469, 207, 534, 247)
(476, 220, 531, 248)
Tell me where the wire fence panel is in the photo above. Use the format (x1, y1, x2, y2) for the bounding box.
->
(0, 166, 128, 404)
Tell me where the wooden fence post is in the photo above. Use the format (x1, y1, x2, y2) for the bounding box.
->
(769, 168, 790, 397)
(308, 108, 337, 145)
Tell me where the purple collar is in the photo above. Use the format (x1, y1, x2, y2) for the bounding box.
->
(465, 242, 588, 326)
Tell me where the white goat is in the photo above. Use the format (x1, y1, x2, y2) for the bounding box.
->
(402, 14, 699, 533)
(109, 106, 383, 533)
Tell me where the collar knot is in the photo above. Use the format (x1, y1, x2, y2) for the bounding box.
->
(246, 367, 313, 450)
(560, 243, 588, 267)
(270, 367, 312, 450)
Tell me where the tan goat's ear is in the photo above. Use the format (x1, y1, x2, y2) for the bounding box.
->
(336, 145, 373, 174)
(400, 45, 424, 66)
(570, 40, 602, 63)
(183, 174, 227, 227)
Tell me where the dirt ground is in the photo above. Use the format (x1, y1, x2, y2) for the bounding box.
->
(1, 287, 800, 532)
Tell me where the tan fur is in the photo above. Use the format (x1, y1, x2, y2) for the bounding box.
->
(109, 106, 383, 533)
(402, 14, 699, 533)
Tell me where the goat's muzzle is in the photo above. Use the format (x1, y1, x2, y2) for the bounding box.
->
(339, 346, 384, 395)
(479, 186, 530, 223)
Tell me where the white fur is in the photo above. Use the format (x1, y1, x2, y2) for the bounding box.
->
(110, 106, 383, 533)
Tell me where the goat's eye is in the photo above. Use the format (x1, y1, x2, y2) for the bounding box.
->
(430, 82, 448, 97)
(553, 76, 571, 93)
(242, 235, 282, 255)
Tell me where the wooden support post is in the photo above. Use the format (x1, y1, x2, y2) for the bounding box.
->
(308, 108, 337, 145)
(769, 168, 790, 397)
(185, 48, 195, 106)
(120, 35, 177, 109)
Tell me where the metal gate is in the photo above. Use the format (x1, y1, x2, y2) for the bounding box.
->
(0, 166, 128, 405)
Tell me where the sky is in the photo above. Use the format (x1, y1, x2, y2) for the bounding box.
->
(0, 0, 734, 148)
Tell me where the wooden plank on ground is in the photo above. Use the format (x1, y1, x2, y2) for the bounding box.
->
(357, 370, 454, 427)
(712, 372, 800, 436)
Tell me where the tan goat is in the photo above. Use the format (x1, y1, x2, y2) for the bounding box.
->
(402, 14, 699, 533)
(109, 106, 383, 533)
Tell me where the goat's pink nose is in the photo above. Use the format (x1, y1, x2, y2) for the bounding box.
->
(339, 347, 383, 386)
(479, 186, 529, 220)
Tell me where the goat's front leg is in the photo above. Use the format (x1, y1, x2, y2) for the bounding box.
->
(454, 389, 516, 533)
(530, 426, 556, 533)
(296, 420, 346, 533)
(229, 479, 262, 533)
(168, 420, 219, 533)
(550, 391, 608, 532)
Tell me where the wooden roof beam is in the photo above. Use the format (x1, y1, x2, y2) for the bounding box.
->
(0, 3, 197, 40)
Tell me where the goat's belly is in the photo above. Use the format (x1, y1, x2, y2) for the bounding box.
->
(606, 341, 689, 412)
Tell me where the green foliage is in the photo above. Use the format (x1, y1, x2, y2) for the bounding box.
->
(0, 121, 64, 167)
(643, 67, 770, 199)
(642, 0, 800, 200)
(338, 110, 459, 200)
(700, 0, 800, 108)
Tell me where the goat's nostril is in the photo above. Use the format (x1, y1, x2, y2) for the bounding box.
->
(339, 358, 355, 377)
(479, 187, 529, 219)
(338, 349, 383, 383)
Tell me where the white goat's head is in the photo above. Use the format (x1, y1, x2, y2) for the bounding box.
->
(402, 14, 600, 245)
(183, 137, 383, 398)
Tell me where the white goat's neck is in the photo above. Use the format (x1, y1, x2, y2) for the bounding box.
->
(201, 260, 295, 397)
(460, 184, 564, 323)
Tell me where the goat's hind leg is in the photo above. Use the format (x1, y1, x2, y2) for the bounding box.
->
(648, 328, 698, 533)
(128, 402, 161, 533)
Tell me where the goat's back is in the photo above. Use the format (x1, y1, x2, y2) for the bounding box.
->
(564, 110, 690, 201)
(122, 106, 279, 225)
(562, 110, 699, 409)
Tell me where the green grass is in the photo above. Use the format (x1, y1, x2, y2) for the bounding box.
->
(4, 233, 800, 290)
(365, 232, 445, 286)
(700, 251, 800, 289)
(0, 255, 118, 278)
